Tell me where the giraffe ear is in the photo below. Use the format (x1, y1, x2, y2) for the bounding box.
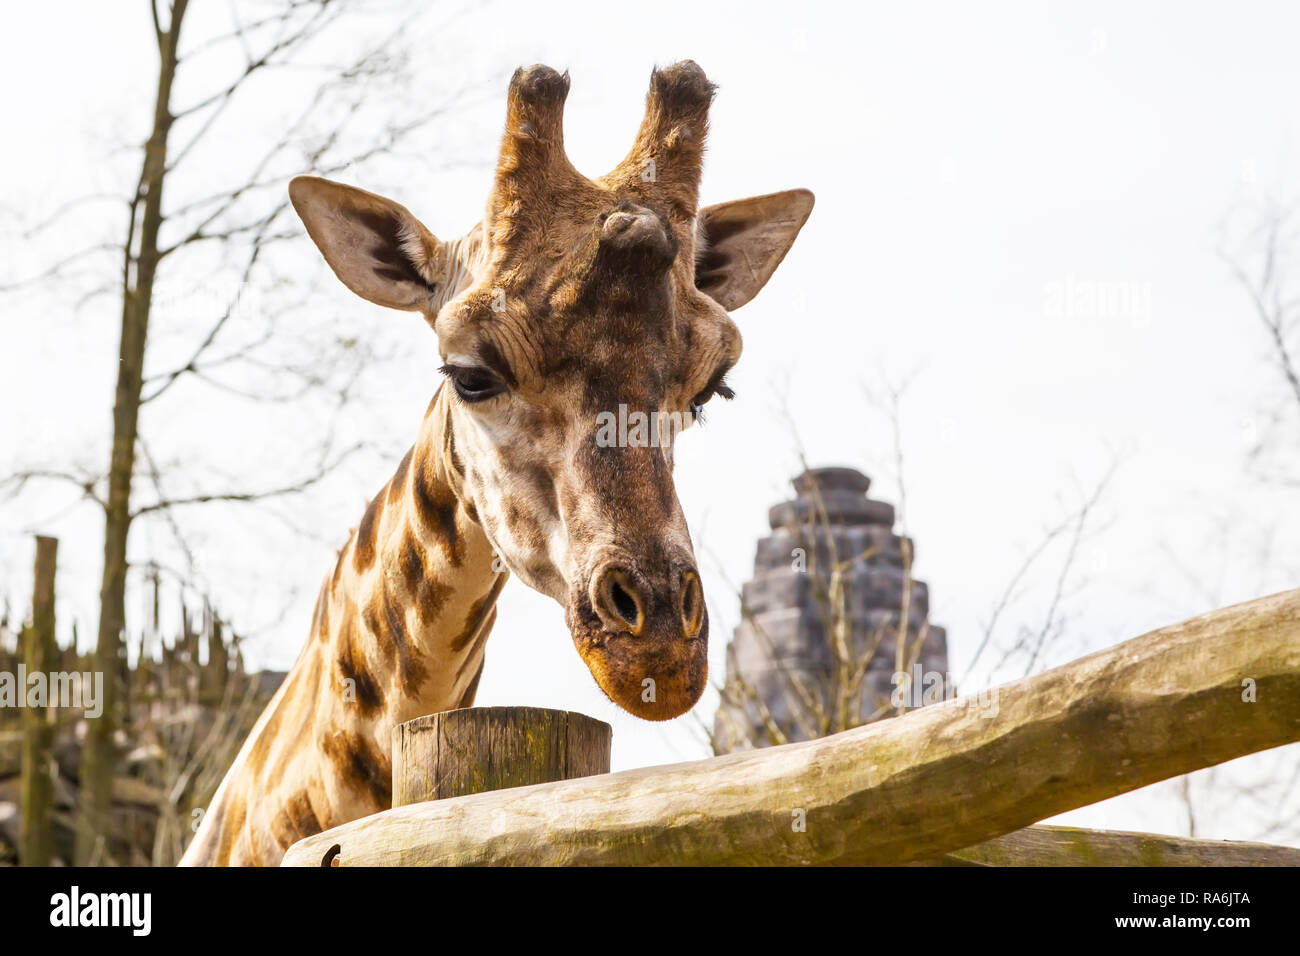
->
(694, 189, 814, 311)
(289, 175, 447, 312)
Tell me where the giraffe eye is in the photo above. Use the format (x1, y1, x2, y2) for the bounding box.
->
(440, 365, 506, 403)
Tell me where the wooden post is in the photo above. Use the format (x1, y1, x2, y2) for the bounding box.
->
(19, 535, 58, 866)
(392, 707, 611, 808)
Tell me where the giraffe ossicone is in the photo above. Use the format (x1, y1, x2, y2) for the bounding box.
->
(181, 61, 813, 866)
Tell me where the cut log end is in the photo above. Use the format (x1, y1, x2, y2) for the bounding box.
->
(391, 706, 611, 808)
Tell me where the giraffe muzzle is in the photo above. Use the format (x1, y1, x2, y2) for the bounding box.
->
(573, 561, 709, 720)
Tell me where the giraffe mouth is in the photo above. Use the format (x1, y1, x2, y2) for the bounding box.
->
(562, 561, 709, 719)
(568, 602, 709, 721)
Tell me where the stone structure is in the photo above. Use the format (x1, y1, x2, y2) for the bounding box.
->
(713, 467, 949, 752)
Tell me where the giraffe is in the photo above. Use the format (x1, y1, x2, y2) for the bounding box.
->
(180, 61, 813, 866)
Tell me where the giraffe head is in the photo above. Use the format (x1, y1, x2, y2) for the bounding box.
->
(289, 63, 812, 720)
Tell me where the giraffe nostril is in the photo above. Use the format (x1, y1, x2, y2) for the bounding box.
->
(680, 571, 703, 639)
(611, 580, 639, 627)
(595, 568, 646, 635)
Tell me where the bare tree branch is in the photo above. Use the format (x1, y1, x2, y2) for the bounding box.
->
(1, 468, 106, 511)
(129, 441, 365, 519)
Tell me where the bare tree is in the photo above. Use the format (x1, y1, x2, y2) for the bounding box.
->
(701, 378, 1114, 754)
(1221, 196, 1300, 480)
(0, 0, 482, 863)
(1119, 194, 1300, 845)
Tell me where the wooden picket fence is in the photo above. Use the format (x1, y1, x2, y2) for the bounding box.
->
(1, 536, 279, 866)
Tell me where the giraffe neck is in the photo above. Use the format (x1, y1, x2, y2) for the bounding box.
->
(180, 385, 505, 866)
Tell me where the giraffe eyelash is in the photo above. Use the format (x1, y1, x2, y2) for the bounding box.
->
(439, 364, 507, 403)
(690, 376, 735, 424)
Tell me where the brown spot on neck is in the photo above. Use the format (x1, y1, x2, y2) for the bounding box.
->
(352, 490, 385, 572)
(321, 729, 391, 806)
(414, 453, 462, 566)
(456, 655, 486, 708)
(377, 576, 429, 689)
(399, 526, 453, 626)
(388, 447, 414, 506)
(337, 629, 385, 718)
(455, 605, 497, 683)
(451, 573, 507, 654)
(269, 789, 324, 850)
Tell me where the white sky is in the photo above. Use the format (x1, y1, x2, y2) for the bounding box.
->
(2, 0, 1298, 843)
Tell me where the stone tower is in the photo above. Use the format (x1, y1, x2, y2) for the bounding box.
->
(713, 467, 949, 753)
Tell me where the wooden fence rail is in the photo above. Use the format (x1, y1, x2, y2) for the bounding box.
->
(920, 824, 1300, 866)
(283, 588, 1300, 866)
